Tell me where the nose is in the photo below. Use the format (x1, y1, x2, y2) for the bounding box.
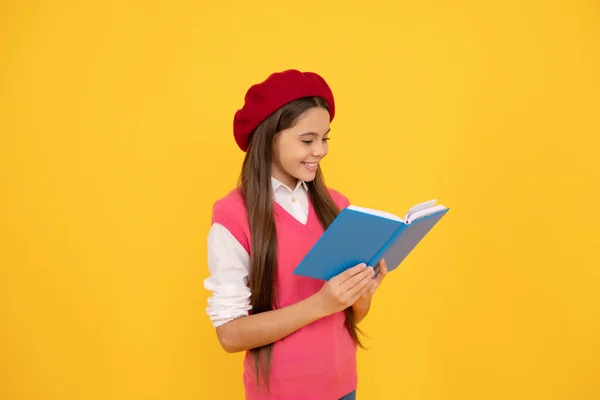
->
(312, 141, 327, 157)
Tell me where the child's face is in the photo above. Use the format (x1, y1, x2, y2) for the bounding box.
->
(272, 107, 331, 189)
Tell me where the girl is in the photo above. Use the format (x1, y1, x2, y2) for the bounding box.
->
(204, 69, 388, 400)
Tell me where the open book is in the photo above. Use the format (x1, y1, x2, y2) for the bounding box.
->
(293, 200, 449, 280)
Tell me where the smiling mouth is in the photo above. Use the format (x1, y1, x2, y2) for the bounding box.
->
(301, 162, 318, 171)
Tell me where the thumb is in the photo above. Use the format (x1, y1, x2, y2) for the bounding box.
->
(377, 259, 389, 281)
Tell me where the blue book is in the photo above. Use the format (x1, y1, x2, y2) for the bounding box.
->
(293, 200, 449, 280)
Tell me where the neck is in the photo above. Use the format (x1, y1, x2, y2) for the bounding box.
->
(272, 174, 298, 190)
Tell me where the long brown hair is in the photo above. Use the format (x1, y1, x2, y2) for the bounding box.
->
(238, 96, 364, 391)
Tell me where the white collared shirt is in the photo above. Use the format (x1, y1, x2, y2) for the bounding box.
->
(204, 177, 309, 327)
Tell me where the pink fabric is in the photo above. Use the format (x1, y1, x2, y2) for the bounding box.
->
(211, 187, 357, 400)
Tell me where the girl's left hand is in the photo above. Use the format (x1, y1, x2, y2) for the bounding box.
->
(355, 258, 388, 305)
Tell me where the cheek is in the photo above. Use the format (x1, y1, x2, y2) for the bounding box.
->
(288, 146, 309, 162)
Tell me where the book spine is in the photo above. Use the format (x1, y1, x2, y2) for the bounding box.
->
(368, 223, 408, 274)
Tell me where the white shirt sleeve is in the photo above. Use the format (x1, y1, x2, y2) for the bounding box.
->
(204, 222, 252, 327)
(204, 178, 309, 328)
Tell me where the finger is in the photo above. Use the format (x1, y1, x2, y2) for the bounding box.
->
(379, 259, 389, 275)
(340, 266, 374, 291)
(351, 279, 374, 303)
(372, 259, 386, 279)
(335, 263, 367, 285)
(376, 259, 389, 282)
(345, 267, 375, 297)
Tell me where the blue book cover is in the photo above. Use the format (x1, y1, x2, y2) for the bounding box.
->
(292, 200, 449, 281)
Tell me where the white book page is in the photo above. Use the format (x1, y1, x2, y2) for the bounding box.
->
(403, 199, 438, 221)
(406, 204, 447, 223)
(347, 205, 403, 222)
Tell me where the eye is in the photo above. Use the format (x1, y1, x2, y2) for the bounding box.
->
(301, 137, 330, 145)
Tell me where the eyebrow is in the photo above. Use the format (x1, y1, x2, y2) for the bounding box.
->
(299, 128, 331, 137)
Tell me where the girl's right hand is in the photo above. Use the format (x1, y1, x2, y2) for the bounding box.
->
(315, 263, 375, 316)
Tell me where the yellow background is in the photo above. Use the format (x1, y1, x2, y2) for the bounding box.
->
(1, 1, 599, 399)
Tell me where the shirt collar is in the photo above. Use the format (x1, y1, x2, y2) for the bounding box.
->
(271, 176, 308, 194)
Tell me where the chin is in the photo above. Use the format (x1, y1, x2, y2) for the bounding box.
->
(298, 171, 317, 183)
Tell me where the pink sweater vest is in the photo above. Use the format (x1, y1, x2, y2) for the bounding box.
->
(211, 187, 357, 400)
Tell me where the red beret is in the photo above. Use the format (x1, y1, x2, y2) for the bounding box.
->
(233, 69, 336, 152)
